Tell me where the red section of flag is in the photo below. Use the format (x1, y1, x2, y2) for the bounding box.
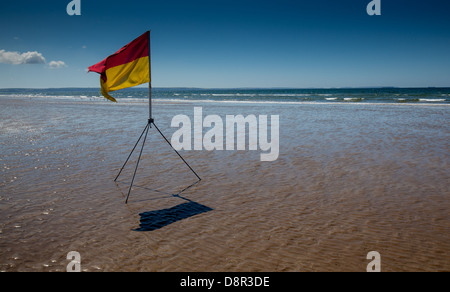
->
(88, 31, 149, 79)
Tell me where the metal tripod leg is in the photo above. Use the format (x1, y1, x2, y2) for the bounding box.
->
(114, 122, 150, 182)
(125, 122, 151, 204)
(152, 121, 201, 181)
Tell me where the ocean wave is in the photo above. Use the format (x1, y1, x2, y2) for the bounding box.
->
(211, 94, 237, 97)
(344, 97, 364, 102)
(153, 98, 449, 107)
(270, 94, 311, 97)
(0, 94, 105, 100)
(201, 93, 320, 98)
(419, 99, 446, 102)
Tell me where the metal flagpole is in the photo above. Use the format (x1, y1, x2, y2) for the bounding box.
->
(148, 30, 153, 124)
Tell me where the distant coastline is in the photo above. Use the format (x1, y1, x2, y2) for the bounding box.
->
(1, 87, 449, 105)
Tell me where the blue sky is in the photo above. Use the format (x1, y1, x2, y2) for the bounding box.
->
(0, 0, 449, 88)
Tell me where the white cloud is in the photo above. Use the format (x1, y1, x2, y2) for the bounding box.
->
(48, 60, 67, 69)
(0, 49, 67, 70)
(0, 49, 46, 65)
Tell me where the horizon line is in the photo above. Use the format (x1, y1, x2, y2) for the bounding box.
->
(1, 86, 450, 90)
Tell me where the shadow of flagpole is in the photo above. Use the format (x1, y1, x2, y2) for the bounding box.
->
(114, 179, 212, 232)
(134, 196, 213, 232)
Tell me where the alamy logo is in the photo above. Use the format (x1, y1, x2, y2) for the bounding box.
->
(67, 0, 81, 16)
(66, 1, 379, 17)
(366, 251, 381, 272)
(66, 251, 81, 272)
(367, 0, 381, 16)
(171, 107, 280, 162)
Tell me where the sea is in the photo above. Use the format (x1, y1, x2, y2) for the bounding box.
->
(0, 87, 449, 104)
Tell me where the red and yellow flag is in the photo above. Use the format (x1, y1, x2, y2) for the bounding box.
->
(88, 31, 150, 102)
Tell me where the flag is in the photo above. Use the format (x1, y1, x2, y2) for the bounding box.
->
(88, 31, 150, 102)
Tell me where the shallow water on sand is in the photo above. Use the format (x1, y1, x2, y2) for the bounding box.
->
(0, 96, 449, 271)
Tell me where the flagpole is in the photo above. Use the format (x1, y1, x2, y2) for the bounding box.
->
(148, 30, 153, 123)
(112, 30, 201, 204)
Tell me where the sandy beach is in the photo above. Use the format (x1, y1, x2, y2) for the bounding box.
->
(0, 95, 449, 272)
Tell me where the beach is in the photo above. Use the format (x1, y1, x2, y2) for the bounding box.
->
(0, 94, 449, 272)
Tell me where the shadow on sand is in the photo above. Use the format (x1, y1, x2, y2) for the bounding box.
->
(134, 195, 213, 232)
(115, 179, 213, 232)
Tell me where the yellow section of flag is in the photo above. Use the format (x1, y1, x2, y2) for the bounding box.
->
(101, 56, 150, 102)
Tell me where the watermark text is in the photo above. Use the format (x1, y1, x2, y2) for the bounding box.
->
(67, 0, 81, 16)
(171, 107, 280, 162)
(66, 251, 81, 272)
(367, 251, 381, 272)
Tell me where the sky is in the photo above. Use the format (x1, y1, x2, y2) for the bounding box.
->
(0, 0, 449, 88)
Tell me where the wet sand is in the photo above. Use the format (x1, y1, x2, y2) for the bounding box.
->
(0, 96, 449, 271)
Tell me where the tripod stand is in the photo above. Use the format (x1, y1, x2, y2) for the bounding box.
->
(114, 118, 201, 204)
